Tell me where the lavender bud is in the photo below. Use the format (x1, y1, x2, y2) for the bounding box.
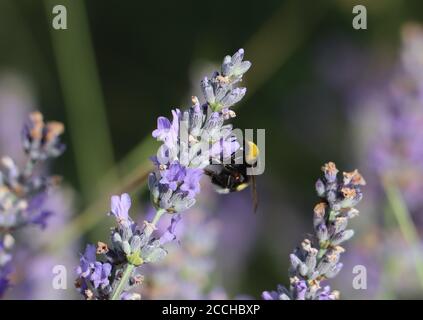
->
(313, 202, 326, 227)
(327, 190, 337, 204)
(331, 229, 354, 246)
(121, 226, 133, 242)
(231, 48, 244, 66)
(220, 88, 246, 108)
(173, 194, 195, 212)
(334, 217, 348, 233)
(305, 248, 318, 272)
(148, 173, 160, 200)
(315, 223, 328, 242)
(189, 104, 204, 136)
(122, 241, 131, 256)
(221, 55, 232, 76)
(143, 246, 167, 264)
(291, 280, 307, 300)
(316, 258, 333, 276)
(233, 61, 252, 77)
(121, 292, 141, 300)
(203, 112, 224, 135)
(321, 162, 339, 183)
(298, 263, 308, 277)
(315, 179, 326, 197)
(325, 263, 343, 279)
(214, 85, 228, 103)
(289, 254, 302, 270)
(344, 207, 360, 219)
(200, 77, 215, 104)
(111, 232, 122, 249)
(130, 235, 142, 252)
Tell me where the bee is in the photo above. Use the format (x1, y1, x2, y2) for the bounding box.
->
(205, 140, 260, 212)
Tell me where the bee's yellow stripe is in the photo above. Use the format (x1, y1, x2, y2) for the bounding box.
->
(246, 141, 259, 164)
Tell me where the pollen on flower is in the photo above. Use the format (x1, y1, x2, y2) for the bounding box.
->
(333, 246, 345, 254)
(216, 75, 230, 84)
(29, 111, 44, 140)
(343, 169, 366, 186)
(313, 202, 327, 217)
(322, 162, 338, 176)
(45, 121, 65, 142)
(301, 239, 312, 251)
(96, 242, 109, 254)
(85, 289, 94, 300)
(341, 187, 357, 199)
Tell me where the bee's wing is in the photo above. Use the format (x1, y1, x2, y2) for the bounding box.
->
(204, 164, 223, 175)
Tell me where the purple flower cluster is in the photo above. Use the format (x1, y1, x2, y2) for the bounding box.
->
(262, 162, 365, 300)
(76, 244, 112, 290)
(75, 193, 180, 300)
(149, 49, 251, 214)
(0, 112, 65, 297)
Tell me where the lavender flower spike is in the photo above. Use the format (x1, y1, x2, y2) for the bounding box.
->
(263, 162, 365, 300)
(75, 193, 179, 300)
(0, 111, 65, 297)
(149, 49, 251, 214)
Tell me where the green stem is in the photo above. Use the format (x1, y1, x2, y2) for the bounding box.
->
(382, 177, 423, 289)
(144, 208, 166, 240)
(110, 264, 135, 300)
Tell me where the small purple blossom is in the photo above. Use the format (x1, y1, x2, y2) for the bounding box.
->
(76, 244, 96, 278)
(159, 162, 186, 191)
(30, 210, 53, 230)
(159, 214, 182, 245)
(152, 117, 172, 140)
(180, 169, 203, 199)
(262, 290, 279, 300)
(152, 109, 180, 149)
(110, 193, 132, 226)
(91, 262, 112, 289)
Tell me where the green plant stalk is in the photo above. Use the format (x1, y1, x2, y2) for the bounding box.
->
(382, 177, 423, 288)
(110, 264, 135, 300)
(44, 0, 117, 200)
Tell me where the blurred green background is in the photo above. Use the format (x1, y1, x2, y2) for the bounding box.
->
(2, 0, 423, 299)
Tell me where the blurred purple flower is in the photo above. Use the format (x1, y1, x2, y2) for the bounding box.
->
(159, 214, 182, 245)
(0, 262, 12, 296)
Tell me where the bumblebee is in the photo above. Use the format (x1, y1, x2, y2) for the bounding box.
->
(205, 141, 260, 212)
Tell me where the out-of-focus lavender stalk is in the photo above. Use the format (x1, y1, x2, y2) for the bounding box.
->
(0, 112, 65, 296)
(262, 162, 365, 300)
(141, 204, 223, 299)
(75, 49, 252, 300)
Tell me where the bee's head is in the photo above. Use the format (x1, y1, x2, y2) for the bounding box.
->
(245, 140, 259, 165)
